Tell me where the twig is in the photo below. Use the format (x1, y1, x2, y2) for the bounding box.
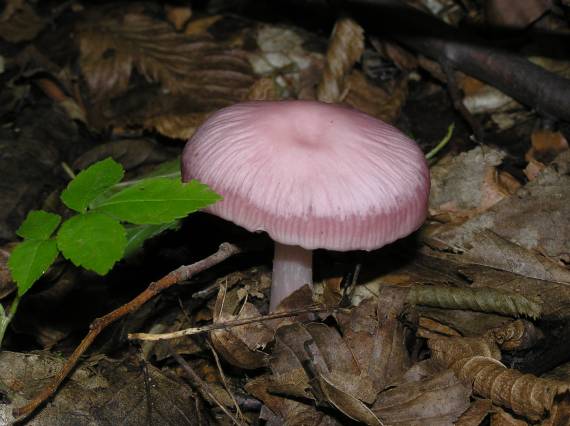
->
(207, 341, 246, 423)
(13, 243, 241, 421)
(129, 305, 349, 341)
(346, 0, 570, 122)
(165, 342, 245, 426)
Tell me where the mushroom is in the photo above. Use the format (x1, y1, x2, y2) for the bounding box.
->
(182, 101, 430, 311)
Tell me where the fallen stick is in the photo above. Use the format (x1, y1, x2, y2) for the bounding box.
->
(13, 242, 241, 421)
(346, 0, 570, 122)
(129, 305, 350, 341)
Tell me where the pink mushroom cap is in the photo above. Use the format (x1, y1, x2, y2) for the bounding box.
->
(182, 100, 430, 252)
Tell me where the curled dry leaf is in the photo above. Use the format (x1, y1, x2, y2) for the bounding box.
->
(209, 283, 273, 369)
(429, 336, 570, 421)
(430, 335, 501, 366)
(407, 285, 542, 319)
(456, 357, 570, 421)
(487, 319, 544, 351)
(317, 17, 364, 103)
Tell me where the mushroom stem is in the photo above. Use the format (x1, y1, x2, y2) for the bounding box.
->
(270, 242, 313, 311)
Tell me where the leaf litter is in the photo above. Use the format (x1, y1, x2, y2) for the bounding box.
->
(2, 1, 570, 425)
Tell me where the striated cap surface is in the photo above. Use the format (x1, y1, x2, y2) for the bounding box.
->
(182, 101, 430, 251)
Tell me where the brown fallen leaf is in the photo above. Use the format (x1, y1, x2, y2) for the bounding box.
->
(245, 375, 343, 426)
(271, 322, 381, 424)
(209, 282, 273, 369)
(430, 143, 570, 266)
(429, 146, 513, 221)
(485, 0, 552, 28)
(317, 17, 364, 103)
(455, 398, 493, 426)
(427, 229, 570, 284)
(490, 407, 528, 425)
(164, 4, 192, 31)
(78, 11, 255, 134)
(488, 319, 544, 351)
(372, 366, 471, 425)
(336, 286, 414, 391)
(0, 1, 45, 43)
(526, 129, 569, 164)
(343, 71, 408, 124)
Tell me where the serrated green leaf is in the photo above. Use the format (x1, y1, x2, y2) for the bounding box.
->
(91, 178, 221, 225)
(124, 221, 180, 258)
(57, 212, 126, 275)
(9, 240, 59, 296)
(61, 158, 124, 213)
(16, 210, 61, 240)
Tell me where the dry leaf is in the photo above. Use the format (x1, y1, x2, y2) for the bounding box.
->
(455, 398, 493, 426)
(407, 285, 541, 319)
(79, 13, 253, 101)
(0, 1, 45, 43)
(78, 12, 254, 134)
(490, 408, 529, 425)
(430, 336, 570, 421)
(245, 375, 343, 426)
(164, 5, 192, 31)
(209, 283, 273, 369)
(429, 146, 510, 220)
(485, 0, 552, 28)
(317, 17, 364, 103)
(337, 286, 414, 390)
(527, 130, 569, 164)
(488, 319, 544, 351)
(429, 335, 501, 366)
(184, 15, 223, 36)
(344, 71, 408, 123)
(270, 322, 382, 425)
(372, 366, 471, 425)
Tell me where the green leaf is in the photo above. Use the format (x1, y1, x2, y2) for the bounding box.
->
(61, 158, 124, 213)
(9, 240, 59, 296)
(124, 222, 180, 258)
(92, 178, 221, 225)
(16, 210, 61, 240)
(57, 212, 126, 275)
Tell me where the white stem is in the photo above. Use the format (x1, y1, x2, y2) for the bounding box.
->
(270, 243, 313, 311)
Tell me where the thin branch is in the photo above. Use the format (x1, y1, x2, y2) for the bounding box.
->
(165, 341, 246, 426)
(13, 242, 241, 421)
(129, 305, 349, 341)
